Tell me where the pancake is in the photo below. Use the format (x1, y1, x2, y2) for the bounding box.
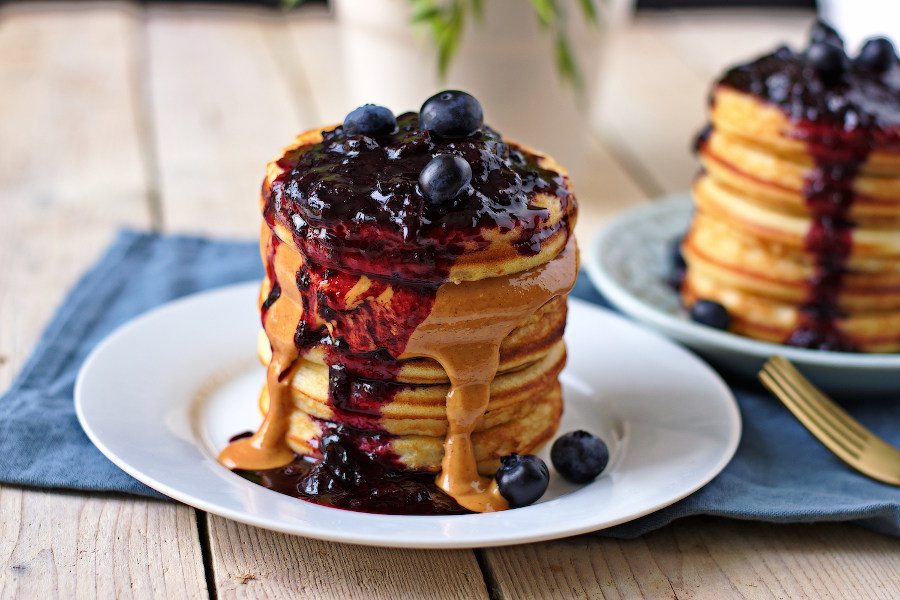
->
(219, 98, 579, 514)
(681, 29, 900, 352)
(285, 385, 563, 475)
(259, 340, 566, 437)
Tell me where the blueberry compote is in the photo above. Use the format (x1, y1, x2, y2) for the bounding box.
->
(712, 38, 900, 351)
(236, 426, 466, 515)
(265, 112, 573, 283)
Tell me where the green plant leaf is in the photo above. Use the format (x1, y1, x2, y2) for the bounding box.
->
(435, 1, 465, 79)
(555, 31, 583, 89)
(529, 0, 557, 28)
(410, 0, 441, 23)
(469, 0, 485, 21)
(406, 0, 595, 90)
(578, 0, 599, 24)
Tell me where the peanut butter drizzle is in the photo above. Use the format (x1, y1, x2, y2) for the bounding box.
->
(218, 233, 301, 470)
(401, 236, 578, 512)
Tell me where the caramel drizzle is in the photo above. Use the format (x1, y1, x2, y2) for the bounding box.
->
(220, 230, 578, 512)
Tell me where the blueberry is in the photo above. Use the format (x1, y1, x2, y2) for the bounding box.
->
(550, 431, 609, 484)
(856, 37, 897, 72)
(496, 454, 549, 508)
(343, 104, 397, 136)
(419, 90, 484, 137)
(418, 154, 472, 204)
(806, 41, 846, 82)
(809, 20, 843, 49)
(690, 299, 731, 330)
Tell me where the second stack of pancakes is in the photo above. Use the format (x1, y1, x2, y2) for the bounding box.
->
(683, 29, 900, 352)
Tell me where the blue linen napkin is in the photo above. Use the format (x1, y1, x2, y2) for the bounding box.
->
(1, 230, 898, 538)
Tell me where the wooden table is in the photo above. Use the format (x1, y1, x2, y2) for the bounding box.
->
(1, 3, 898, 598)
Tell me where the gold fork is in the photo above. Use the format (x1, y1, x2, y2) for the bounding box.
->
(758, 355, 900, 486)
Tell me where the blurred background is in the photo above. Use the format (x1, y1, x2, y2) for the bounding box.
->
(1, 0, 896, 251)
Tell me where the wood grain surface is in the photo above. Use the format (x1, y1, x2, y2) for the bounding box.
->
(0, 5, 206, 599)
(0, 3, 897, 599)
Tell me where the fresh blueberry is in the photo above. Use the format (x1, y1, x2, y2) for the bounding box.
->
(809, 20, 843, 49)
(856, 37, 897, 72)
(343, 104, 397, 136)
(496, 454, 549, 507)
(690, 299, 731, 330)
(419, 90, 484, 137)
(550, 431, 609, 484)
(806, 41, 845, 82)
(418, 154, 472, 203)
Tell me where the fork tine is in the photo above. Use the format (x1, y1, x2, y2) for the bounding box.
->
(764, 365, 863, 455)
(759, 368, 863, 462)
(761, 357, 900, 487)
(770, 356, 870, 442)
(766, 359, 866, 449)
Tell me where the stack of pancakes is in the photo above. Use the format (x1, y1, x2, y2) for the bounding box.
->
(256, 125, 576, 476)
(683, 44, 900, 352)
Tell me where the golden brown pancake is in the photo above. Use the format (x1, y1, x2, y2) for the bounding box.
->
(682, 38, 900, 353)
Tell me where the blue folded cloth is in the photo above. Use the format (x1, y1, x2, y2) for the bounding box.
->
(1, 230, 898, 538)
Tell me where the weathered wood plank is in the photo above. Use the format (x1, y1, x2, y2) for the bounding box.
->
(483, 518, 900, 599)
(0, 4, 207, 598)
(592, 19, 709, 195)
(0, 489, 207, 599)
(207, 515, 488, 600)
(146, 5, 310, 238)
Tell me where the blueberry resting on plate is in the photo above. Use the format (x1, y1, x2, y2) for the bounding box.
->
(856, 37, 897, 72)
(419, 154, 472, 204)
(809, 20, 843, 49)
(690, 299, 731, 330)
(343, 104, 397, 136)
(551, 430, 609, 484)
(806, 41, 845, 82)
(496, 454, 549, 508)
(419, 90, 484, 137)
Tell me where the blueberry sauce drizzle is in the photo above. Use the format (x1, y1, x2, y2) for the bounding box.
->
(265, 112, 572, 284)
(715, 45, 900, 351)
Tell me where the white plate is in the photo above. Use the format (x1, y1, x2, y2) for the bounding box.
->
(75, 282, 740, 548)
(584, 195, 900, 396)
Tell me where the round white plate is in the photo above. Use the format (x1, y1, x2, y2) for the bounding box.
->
(584, 194, 900, 396)
(75, 281, 740, 548)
